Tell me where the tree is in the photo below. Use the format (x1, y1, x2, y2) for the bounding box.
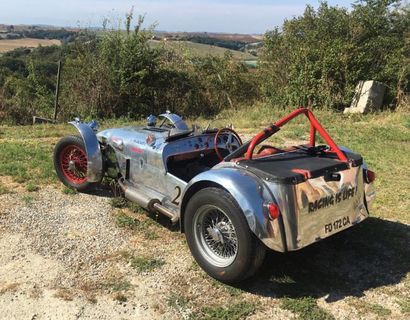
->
(260, 0, 409, 109)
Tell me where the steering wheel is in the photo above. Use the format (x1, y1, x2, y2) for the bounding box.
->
(214, 128, 242, 161)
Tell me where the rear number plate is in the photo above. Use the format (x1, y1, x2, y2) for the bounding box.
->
(325, 216, 351, 234)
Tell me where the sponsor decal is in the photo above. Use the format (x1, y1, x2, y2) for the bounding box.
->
(146, 134, 156, 146)
(111, 136, 122, 143)
(130, 146, 144, 154)
(133, 139, 146, 145)
(308, 186, 358, 213)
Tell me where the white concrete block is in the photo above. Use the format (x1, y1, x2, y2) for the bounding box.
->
(344, 80, 386, 114)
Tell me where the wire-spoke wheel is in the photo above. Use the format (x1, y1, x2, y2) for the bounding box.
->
(185, 187, 266, 283)
(194, 205, 238, 267)
(60, 144, 88, 184)
(54, 135, 95, 191)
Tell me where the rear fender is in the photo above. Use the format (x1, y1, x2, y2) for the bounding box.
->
(180, 168, 286, 252)
(339, 146, 375, 207)
(69, 120, 103, 182)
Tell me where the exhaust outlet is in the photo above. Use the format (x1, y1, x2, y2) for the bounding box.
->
(118, 178, 178, 223)
(153, 203, 179, 223)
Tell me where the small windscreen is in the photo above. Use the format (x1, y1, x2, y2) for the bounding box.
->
(142, 127, 169, 132)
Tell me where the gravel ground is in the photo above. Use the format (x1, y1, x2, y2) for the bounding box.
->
(0, 187, 166, 319)
(0, 184, 409, 320)
(0, 185, 293, 320)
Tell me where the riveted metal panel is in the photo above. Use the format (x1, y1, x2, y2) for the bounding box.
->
(182, 166, 286, 252)
(69, 121, 103, 182)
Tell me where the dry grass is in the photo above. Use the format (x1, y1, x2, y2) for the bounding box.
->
(0, 282, 20, 295)
(0, 182, 9, 195)
(0, 38, 61, 52)
(54, 288, 75, 301)
(28, 285, 43, 299)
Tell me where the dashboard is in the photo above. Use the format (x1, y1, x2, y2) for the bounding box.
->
(163, 133, 241, 159)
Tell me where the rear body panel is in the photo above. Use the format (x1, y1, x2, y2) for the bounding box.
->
(210, 157, 369, 252)
(229, 150, 369, 251)
(276, 166, 368, 251)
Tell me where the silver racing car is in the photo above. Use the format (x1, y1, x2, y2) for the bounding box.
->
(54, 108, 376, 283)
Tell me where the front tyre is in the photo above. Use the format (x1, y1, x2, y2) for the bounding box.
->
(184, 187, 265, 283)
(53, 135, 94, 192)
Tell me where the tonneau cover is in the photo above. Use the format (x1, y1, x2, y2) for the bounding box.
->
(236, 150, 362, 184)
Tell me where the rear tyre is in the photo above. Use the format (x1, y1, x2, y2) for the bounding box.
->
(184, 187, 266, 283)
(53, 135, 94, 192)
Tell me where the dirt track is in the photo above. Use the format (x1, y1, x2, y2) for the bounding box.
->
(0, 185, 409, 319)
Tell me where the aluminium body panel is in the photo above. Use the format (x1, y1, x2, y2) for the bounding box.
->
(97, 126, 240, 217)
(182, 164, 286, 252)
(264, 165, 369, 251)
(69, 121, 103, 182)
(95, 124, 371, 253)
(202, 160, 370, 252)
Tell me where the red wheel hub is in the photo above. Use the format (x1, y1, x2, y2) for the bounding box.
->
(60, 145, 88, 184)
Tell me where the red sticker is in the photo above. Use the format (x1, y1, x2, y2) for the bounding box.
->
(146, 134, 156, 145)
(131, 146, 144, 154)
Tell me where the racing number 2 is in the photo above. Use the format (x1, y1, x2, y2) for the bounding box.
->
(172, 186, 182, 205)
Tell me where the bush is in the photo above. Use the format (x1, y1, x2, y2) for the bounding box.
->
(0, 45, 63, 123)
(259, 0, 409, 109)
(58, 14, 258, 120)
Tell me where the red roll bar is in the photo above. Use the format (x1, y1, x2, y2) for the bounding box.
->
(245, 108, 348, 162)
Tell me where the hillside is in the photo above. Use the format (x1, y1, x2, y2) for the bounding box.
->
(148, 39, 256, 60)
(155, 31, 263, 43)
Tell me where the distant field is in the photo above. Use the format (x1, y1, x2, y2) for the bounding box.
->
(157, 31, 263, 43)
(148, 39, 256, 60)
(0, 38, 61, 52)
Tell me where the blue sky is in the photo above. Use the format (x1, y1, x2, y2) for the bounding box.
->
(0, 0, 355, 33)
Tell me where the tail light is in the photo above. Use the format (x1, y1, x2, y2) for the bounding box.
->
(364, 169, 376, 184)
(266, 202, 281, 220)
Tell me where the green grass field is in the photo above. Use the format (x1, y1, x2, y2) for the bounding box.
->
(148, 39, 256, 60)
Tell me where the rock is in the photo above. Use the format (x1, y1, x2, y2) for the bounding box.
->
(344, 80, 386, 114)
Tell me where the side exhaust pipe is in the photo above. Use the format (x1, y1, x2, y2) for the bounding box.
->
(153, 203, 179, 223)
(118, 178, 179, 223)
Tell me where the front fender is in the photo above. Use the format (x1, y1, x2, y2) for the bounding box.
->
(69, 121, 103, 182)
(180, 167, 286, 252)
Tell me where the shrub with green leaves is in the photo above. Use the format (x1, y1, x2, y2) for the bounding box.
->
(260, 0, 409, 110)
(58, 13, 258, 121)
